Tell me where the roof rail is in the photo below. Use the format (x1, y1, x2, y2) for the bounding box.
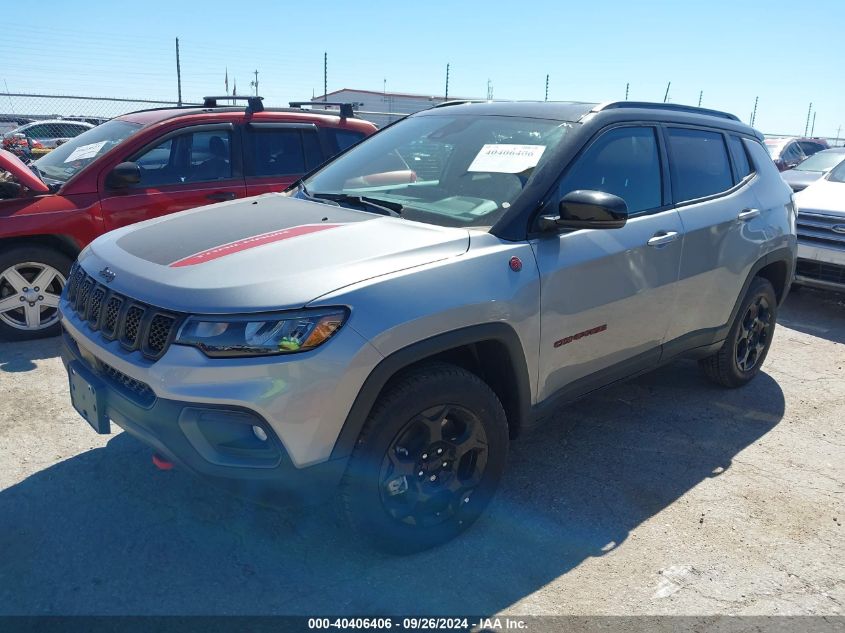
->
(289, 101, 356, 118)
(590, 101, 741, 122)
(202, 95, 264, 113)
(431, 100, 486, 109)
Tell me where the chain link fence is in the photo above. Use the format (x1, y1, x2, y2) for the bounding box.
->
(2, 92, 843, 147)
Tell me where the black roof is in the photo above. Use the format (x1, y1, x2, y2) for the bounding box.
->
(416, 100, 757, 135)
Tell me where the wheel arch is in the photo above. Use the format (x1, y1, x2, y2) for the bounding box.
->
(330, 323, 532, 460)
(0, 234, 81, 262)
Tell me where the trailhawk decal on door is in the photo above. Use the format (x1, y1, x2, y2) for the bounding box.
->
(553, 324, 607, 348)
(169, 224, 344, 267)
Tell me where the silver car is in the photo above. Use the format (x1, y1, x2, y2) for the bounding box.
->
(794, 160, 845, 292)
(59, 101, 796, 552)
(2, 119, 94, 149)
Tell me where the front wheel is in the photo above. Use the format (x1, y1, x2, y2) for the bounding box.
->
(699, 276, 778, 388)
(340, 363, 509, 554)
(0, 246, 72, 341)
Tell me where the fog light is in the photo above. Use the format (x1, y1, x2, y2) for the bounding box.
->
(252, 425, 268, 442)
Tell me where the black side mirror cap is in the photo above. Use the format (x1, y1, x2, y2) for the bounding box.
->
(539, 190, 628, 231)
(106, 161, 141, 188)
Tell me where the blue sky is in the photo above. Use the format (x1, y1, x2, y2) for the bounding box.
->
(2, 0, 843, 137)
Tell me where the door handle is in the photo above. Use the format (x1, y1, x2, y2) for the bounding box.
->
(207, 191, 237, 201)
(737, 208, 760, 221)
(647, 231, 679, 247)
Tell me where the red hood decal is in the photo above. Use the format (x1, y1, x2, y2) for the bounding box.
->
(0, 149, 50, 193)
(169, 223, 344, 267)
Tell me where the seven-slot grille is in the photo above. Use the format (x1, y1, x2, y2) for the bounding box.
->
(64, 264, 183, 360)
(796, 211, 845, 249)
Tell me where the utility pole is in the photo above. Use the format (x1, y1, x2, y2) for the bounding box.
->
(810, 111, 816, 136)
(445, 63, 450, 100)
(750, 96, 759, 127)
(698, 90, 703, 107)
(663, 82, 671, 103)
(175, 37, 182, 106)
(250, 69, 259, 96)
(323, 52, 327, 102)
(486, 79, 493, 101)
(804, 102, 813, 137)
(625, 83, 629, 101)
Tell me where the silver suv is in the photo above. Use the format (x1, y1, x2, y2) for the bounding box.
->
(60, 101, 796, 552)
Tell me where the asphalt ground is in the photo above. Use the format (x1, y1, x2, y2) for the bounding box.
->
(0, 288, 842, 616)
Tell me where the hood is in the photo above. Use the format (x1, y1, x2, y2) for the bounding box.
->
(80, 193, 470, 313)
(794, 178, 845, 218)
(0, 149, 49, 193)
(781, 169, 823, 192)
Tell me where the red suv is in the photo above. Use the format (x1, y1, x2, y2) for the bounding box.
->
(0, 97, 376, 340)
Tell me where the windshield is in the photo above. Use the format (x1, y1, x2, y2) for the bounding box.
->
(795, 150, 845, 172)
(300, 114, 573, 228)
(828, 160, 845, 183)
(34, 119, 142, 182)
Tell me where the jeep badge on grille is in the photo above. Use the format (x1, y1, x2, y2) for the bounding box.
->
(98, 267, 116, 283)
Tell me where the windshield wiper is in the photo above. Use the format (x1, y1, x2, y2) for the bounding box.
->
(308, 191, 403, 217)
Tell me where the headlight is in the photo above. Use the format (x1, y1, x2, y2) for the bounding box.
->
(175, 308, 348, 357)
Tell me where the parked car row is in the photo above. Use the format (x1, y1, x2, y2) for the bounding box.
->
(0, 96, 376, 339)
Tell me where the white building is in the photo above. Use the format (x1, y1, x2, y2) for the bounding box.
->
(311, 88, 478, 128)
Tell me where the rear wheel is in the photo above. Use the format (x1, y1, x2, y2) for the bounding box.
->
(340, 363, 508, 554)
(0, 246, 71, 341)
(699, 276, 777, 388)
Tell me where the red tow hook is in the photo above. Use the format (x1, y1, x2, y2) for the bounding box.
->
(152, 453, 174, 471)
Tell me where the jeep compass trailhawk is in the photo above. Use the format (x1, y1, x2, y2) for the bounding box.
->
(60, 101, 796, 552)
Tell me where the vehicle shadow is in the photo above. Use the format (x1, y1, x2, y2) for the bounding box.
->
(0, 336, 61, 373)
(0, 360, 784, 615)
(780, 287, 845, 345)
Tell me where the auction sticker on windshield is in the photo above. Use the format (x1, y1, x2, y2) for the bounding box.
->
(64, 140, 108, 162)
(467, 143, 546, 173)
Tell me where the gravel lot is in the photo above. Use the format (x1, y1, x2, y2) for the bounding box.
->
(0, 288, 842, 616)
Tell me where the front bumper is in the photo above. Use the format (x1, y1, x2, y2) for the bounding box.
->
(61, 329, 349, 504)
(796, 242, 845, 292)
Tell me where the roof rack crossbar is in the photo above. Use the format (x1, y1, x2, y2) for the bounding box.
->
(591, 101, 741, 122)
(202, 95, 264, 113)
(289, 101, 356, 118)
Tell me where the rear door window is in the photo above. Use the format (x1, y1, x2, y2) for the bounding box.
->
(667, 128, 733, 203)
(247, 127, 324, 177)
(327, 128, 366, 153)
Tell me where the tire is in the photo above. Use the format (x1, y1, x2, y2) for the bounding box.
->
(340, 362, 509, 554)
(0, 245, 72, 341)
(699, 276, 778, 388)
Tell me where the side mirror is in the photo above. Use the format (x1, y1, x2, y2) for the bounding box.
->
(539, 190, 628, 231)
(107, 161, 141, 188)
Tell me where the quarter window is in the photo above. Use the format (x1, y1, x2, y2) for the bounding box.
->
(667, 128, 733, 203)
(558, 126, 662, 215)
(728, 135, 753, 181)
(329, 129, 366, 152)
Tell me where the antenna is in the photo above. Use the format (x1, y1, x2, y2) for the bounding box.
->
(625, 82, 629, 101)
(445, 63, 450, 100)
(663, 81, 671, 103)
(750, 96, 759, 127)
(811, 111, 817, 136)
(323, 52, 327, 102)
(544, 74, 549, 102)
(698, 90, 703, 107)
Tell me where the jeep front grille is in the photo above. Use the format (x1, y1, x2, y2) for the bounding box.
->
(796, 211, 845, 249)
(64, 264, 183, 360)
